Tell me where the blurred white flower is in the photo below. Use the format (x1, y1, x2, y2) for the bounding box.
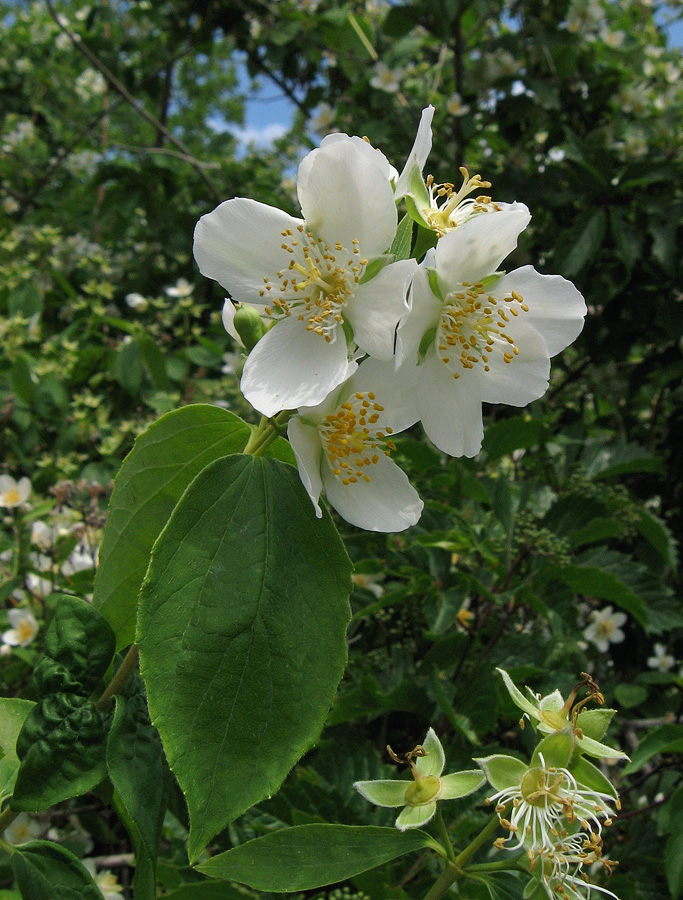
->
(75, 68, 106, 100)
(351, 572, 385, 597)
(220, 350, 241, 376)
(3, 813, 42, 845)
(0, 475, 31, 508)
(583, 606, 627, 652)
(446, 92, 470, 117)
(125, 292, 148, 311)
(369, 62, 403, 93)
(2, 121, 35, 152)
(83, 861, 124, 899)
(548, 147, 566, 162)
(310, 103, 337, 135)
(27, 573, 53, 599)
(647, 642, 676, 672)
(165, 278, 194, 298)
(62, 546, 97, 577)
(2, 196, 20, 214)
(2, 608, 39, 647)
(599, 27, 625, 48)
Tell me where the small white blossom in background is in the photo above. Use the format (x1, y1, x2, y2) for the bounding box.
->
(26, 573, 53, 600)
(3, 813, 42, 845)
(583, 606, 627, 652)
(64, 150, 100, 178)
(62, 546, 97, 577)
(75, 68, 107, 101)
(0, 475, 31, 508)
(2, 196, 20, 214)
(165, 278, 194, 298)
(647, 642, 676, 672)
(599, 26, 626, 48)
(125, 292, 148, 311)
(83, 861, 125, 900)
(354, 728, 484, 830)
(310, 103, 337, 135)
(2, 608, 39, 648)
(351, 572, 385, 598)
(446, 92, 470, 117)
(369, 61, 403, 93)
(221, 350, 241, 376)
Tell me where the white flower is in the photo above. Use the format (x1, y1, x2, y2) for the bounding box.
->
(4, 813, 42, 845)
(195, 135, 413, 416)
(647, 642, 676, 672)
(75, 68, 106, 100)
(288, 358, 423, 532)
(354, 728, 484, 830)
(583, 607, 627, 653)
(310, 102, 337, 135)
(61, 546, 96, 576)
(396, 208, 586, 457)
(26, 573, 52, 599)
(394, 108, 510, 235)
(369, 62, 403, 93)
(221, 350, 241, 375)
(2, 608, 39, 647)
(83, 861, 124, 899)
(351, 571, 385, 597)
(534, 832, 620, 900)
(483, 754, 617, 854)
(165, 278, 194, 298)
(125, 292, 148, 311)
(0, 475, 31, 508)
(2, 196, 20, 214)
(446, 92, 470, 117)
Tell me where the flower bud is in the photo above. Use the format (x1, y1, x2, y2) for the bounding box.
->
(233, 303, 266, 351)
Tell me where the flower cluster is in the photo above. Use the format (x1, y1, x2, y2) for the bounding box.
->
(193, 106, 587, 532)
(477, 670, 626, 899)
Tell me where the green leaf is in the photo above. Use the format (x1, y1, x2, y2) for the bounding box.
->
(635, 508, 679, 575)
(538, 561, 648, 625)
(482, 416, 546, 462)
(560, 209, 606, 278)
(93, 404, 254, 649)
(475, 755, 527, 791)
(12, 694, 109, 811)
(107, 685, 166, 900)
(33, 594, 115, 695)
(197, 824, 436, 891)
(666, 830, 683, 900)
(162, 883, 249, 900)
(614, 684, 648, 708)
(137, 455, 352, 862)
(622, 725, 683, 775)
(11, 841, 102, 900)
(8, 283, 42, 318)
(0, 698, 35, 803)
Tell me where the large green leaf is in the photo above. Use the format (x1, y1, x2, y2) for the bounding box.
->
(93, 405, 253, 649)
(137, 454, 352, 861)
(107, 685, 166, 900)
(12, 694, 110, 811)
(622, 725, 683, 775)
(197, 824, 437, 891)
(0, 698, 35, 803)
(11, 841, 102, 900)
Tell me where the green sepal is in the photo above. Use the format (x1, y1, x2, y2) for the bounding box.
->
(359, 254, 392, 284)
(12, 694, 110, 811)
(475, 754, 528, 792)
(427, 267, 444, 302)
(33, 594, 115, 696)
(390, 214, 414, 261)
(569, 755, 618, 799)
(404, 189, 431, 228)
(576, 708, 616, 742)
(530, 730, 573, 769)
(11, 841, 102, 900)
(418, 326, 438, 362)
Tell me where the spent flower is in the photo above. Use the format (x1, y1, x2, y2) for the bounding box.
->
(354, 728, 485, 830)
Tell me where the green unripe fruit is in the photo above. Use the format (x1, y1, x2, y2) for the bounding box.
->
(404, 775, 441, 806)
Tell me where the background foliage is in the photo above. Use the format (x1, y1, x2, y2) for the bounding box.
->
(0, 0, 681, 898)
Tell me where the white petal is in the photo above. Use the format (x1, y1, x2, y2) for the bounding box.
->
(473, 318, 550, 407)
(346, 357, 420, 435)
(395, 802, 436, 830)
(496, 266, 587, 357)
(353, 779, 409, 807)
(434, 204, 531, 288)
(221, 299, 242, 346)
(287, 418, 324, 518)
(304, 133, 395, 181)
(416, 356, 484, 458)
(193, 198, 301, 304)
(394, 105, 434, 199)
(346, 259, 417, 361)
(439, 770, 486, 800)
(322, 453, 423, 533)
(240, 316, 350, 417)
(395, 262, 442, 367)
(16, 478, 31, 503)
(297, 139, 397, 260)
(415, 727, 445, 778)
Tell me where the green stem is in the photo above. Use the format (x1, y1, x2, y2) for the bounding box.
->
(243, 416, 269, 454)
(435, 805, 456, 863)
(421, 812, 503, 900)
(95, 644, 139, 710)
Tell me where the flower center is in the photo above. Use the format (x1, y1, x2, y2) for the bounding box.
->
(2, 488, 21, 505)
(16, 619, 35, 642)
(597, 620, 616, 638)
(405, 775, 441, 806)
(520, 767, 567, 809)
(259, 225, 367, 342)
(436, 282, 528, 379)
(540, 709, 568, 731)
(320, 392, 395, 486)
(424, 167, 500, 236)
